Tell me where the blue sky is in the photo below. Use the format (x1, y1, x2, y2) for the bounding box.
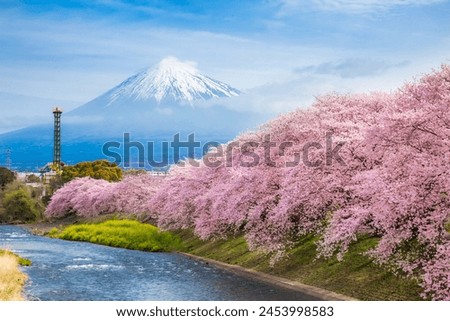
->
(0, 0, 449, 132)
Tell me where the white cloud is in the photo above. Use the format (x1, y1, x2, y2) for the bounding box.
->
(0, 8, 339, 101)
(277, 0, 446, 14)
(296, 58, 410, 78)
(0, 91, 79, 134)
(202, 55, 447, 116)
(0, 2, 449, 134)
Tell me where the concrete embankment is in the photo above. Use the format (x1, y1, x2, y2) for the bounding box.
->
(180, 252, 355, 301)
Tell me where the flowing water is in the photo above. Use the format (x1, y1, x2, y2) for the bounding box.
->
(0, 225, 320, 301)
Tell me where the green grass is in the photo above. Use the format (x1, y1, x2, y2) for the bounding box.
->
(50, 219, 182, 252)
(175, 230, 423, 301)
(0, 249, 32, 266)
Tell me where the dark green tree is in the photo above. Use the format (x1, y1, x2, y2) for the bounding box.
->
(0, 167, 15, 189)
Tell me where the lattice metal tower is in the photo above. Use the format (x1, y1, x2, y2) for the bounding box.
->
(53, 107, 63, 171)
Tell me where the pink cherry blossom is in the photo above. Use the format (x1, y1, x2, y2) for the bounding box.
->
(45, 65, 450, 300)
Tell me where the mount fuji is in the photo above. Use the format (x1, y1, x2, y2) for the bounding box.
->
(105, 56, 240, 104)
(66, 56, 252, 137)
(0, 57, 266, 170)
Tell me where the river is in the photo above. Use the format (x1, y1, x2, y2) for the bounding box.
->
(0, 225, 320, 301)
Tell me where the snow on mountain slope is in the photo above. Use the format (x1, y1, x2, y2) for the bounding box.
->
(106, 57, 240, 104)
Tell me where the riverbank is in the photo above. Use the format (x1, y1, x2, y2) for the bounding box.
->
(175, 230, 423, 301)
(0, 249, 30, 301)
(179, 252, 354, 300)
(24, 218, 423, 301)
(3, 224, 328, 301)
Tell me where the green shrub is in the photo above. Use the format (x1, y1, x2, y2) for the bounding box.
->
(1, 188, 39, 222)
(62, 160, 122, 183)
(54, 219, 182, 252)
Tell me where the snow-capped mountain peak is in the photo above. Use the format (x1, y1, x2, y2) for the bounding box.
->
(107, 56, 240, 104)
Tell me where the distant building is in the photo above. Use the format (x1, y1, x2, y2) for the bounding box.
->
(39, 163, 58, 185)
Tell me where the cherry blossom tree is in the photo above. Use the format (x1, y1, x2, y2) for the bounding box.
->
(45, 177, 110, 218)
(45, 65, 450, 300)
(318, 65, 450, 299)
(45, 174, 163, 218)
(153, 65, 449, 299)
